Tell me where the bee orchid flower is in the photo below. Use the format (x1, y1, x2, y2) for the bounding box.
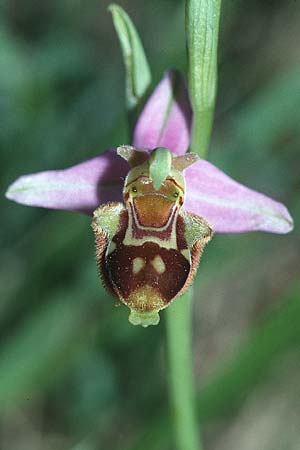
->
(6, 71, 293, 326)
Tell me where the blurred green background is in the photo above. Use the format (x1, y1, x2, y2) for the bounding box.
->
(1, 1, 299, 449)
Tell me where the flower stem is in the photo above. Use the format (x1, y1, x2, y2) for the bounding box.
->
(165, 290, 203, 450)
(165, 2, 222, 449)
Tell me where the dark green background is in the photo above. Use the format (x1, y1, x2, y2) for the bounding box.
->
(0, 1, 299, 449)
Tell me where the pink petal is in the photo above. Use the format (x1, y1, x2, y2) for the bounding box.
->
(133, 70, 192, 155)
(5, 149, 129, 215)
(184, 159, 293, 234)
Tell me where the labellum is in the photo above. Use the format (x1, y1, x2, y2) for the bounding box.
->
(92, 147, 213, 326)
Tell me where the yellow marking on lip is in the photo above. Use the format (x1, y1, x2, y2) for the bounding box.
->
(151, 255, 166, 274)
(123, 202, 179, 249)
(181, 249, 191, 262)
(132, 257, 145, 274)
(126, 285, 165, 313)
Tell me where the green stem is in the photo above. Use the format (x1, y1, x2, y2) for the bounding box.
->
(191, 109, 214, 158)
(165, 2, 222, 449)
(165, 290, 203, 450)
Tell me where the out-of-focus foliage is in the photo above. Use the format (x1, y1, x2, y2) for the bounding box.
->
(0, 1, 299, 449)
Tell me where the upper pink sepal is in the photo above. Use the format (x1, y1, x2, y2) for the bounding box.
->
(133, 70, 192, 155)
(183, 159, 294, 234)
(5, 149, 129, 215)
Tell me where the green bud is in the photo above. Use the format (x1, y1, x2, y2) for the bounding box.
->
(109, 4, 151, 111)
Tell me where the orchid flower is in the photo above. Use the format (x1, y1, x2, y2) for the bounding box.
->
(6, 71, 293, 232)
(6, 71, 293, 325)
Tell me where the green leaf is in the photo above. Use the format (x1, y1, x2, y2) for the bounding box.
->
(0, 278, 105, 412)
(109, 4, 151, 111)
